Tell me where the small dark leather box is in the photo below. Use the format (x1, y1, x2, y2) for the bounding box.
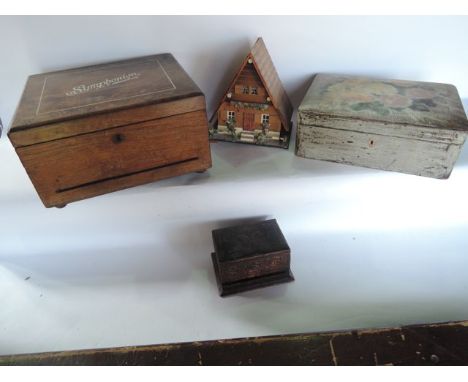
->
(211, 219, 294, 296)
(8, 54, 212, 207)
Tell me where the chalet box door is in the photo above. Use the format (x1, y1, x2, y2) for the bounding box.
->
(244, 112, 255, 131)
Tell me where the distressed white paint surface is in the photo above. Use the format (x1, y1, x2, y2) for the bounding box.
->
(299, 114, 466, 144)
(296, 123, 466, 179)
(296, 72, 468, 179)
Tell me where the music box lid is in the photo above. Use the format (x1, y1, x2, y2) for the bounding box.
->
(9, 53, 204, 142)
(299, 73, 468, 133)
(212, 219, 290, 264)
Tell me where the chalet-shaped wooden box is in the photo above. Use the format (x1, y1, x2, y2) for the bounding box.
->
(8, 54, 212, 207)
(296, 74, 468, 179)
(210, 38, 293, 148)
(211, 219, 294, 296)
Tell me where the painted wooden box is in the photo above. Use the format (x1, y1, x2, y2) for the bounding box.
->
(8, 54, 212, 207)
(296, 74, 468, 179)
(210, 38, 293, 148)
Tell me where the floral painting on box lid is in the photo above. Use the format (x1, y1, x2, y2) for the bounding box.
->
(299, 74, 467, 129)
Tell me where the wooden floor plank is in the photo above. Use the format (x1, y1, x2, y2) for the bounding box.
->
(1, 321, 467, 366)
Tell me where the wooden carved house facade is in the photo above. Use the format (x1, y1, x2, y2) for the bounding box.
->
(211, 38, 292, 148)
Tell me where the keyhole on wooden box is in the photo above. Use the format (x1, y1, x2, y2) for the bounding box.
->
(112, 133, 125, 144)
(369, 139, 375, 147)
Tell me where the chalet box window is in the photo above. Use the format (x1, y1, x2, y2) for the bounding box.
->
(261, 114, 270, 125)
(250, 87, 258, 95)
(227, 111, 235, 121)
(242, 86, 249, 94)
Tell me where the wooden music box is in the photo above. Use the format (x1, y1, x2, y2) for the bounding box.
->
(211, 219, 294, 296)
(8, 54, 212, 207)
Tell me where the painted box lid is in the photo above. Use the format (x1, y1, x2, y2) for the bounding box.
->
(299, 74, 468, 135)
(9, 54, 205, 146)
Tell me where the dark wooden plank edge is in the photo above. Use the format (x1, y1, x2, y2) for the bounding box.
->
(1, 320, 467, 365)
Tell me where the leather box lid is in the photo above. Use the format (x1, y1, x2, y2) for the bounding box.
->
(212, 219, 290, 264)
(10, 53, 204, 134)
(299, 73, 468, 133)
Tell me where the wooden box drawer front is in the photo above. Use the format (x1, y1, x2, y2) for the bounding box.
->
(17, 110, 210, 206)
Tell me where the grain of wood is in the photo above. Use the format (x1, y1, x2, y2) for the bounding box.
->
(18, 111, 211, 207)
(9, 54, 212, 207)
(1, 320, 467, 365)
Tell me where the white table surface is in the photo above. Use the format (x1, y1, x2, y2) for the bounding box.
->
(1, 127, 468, 356)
